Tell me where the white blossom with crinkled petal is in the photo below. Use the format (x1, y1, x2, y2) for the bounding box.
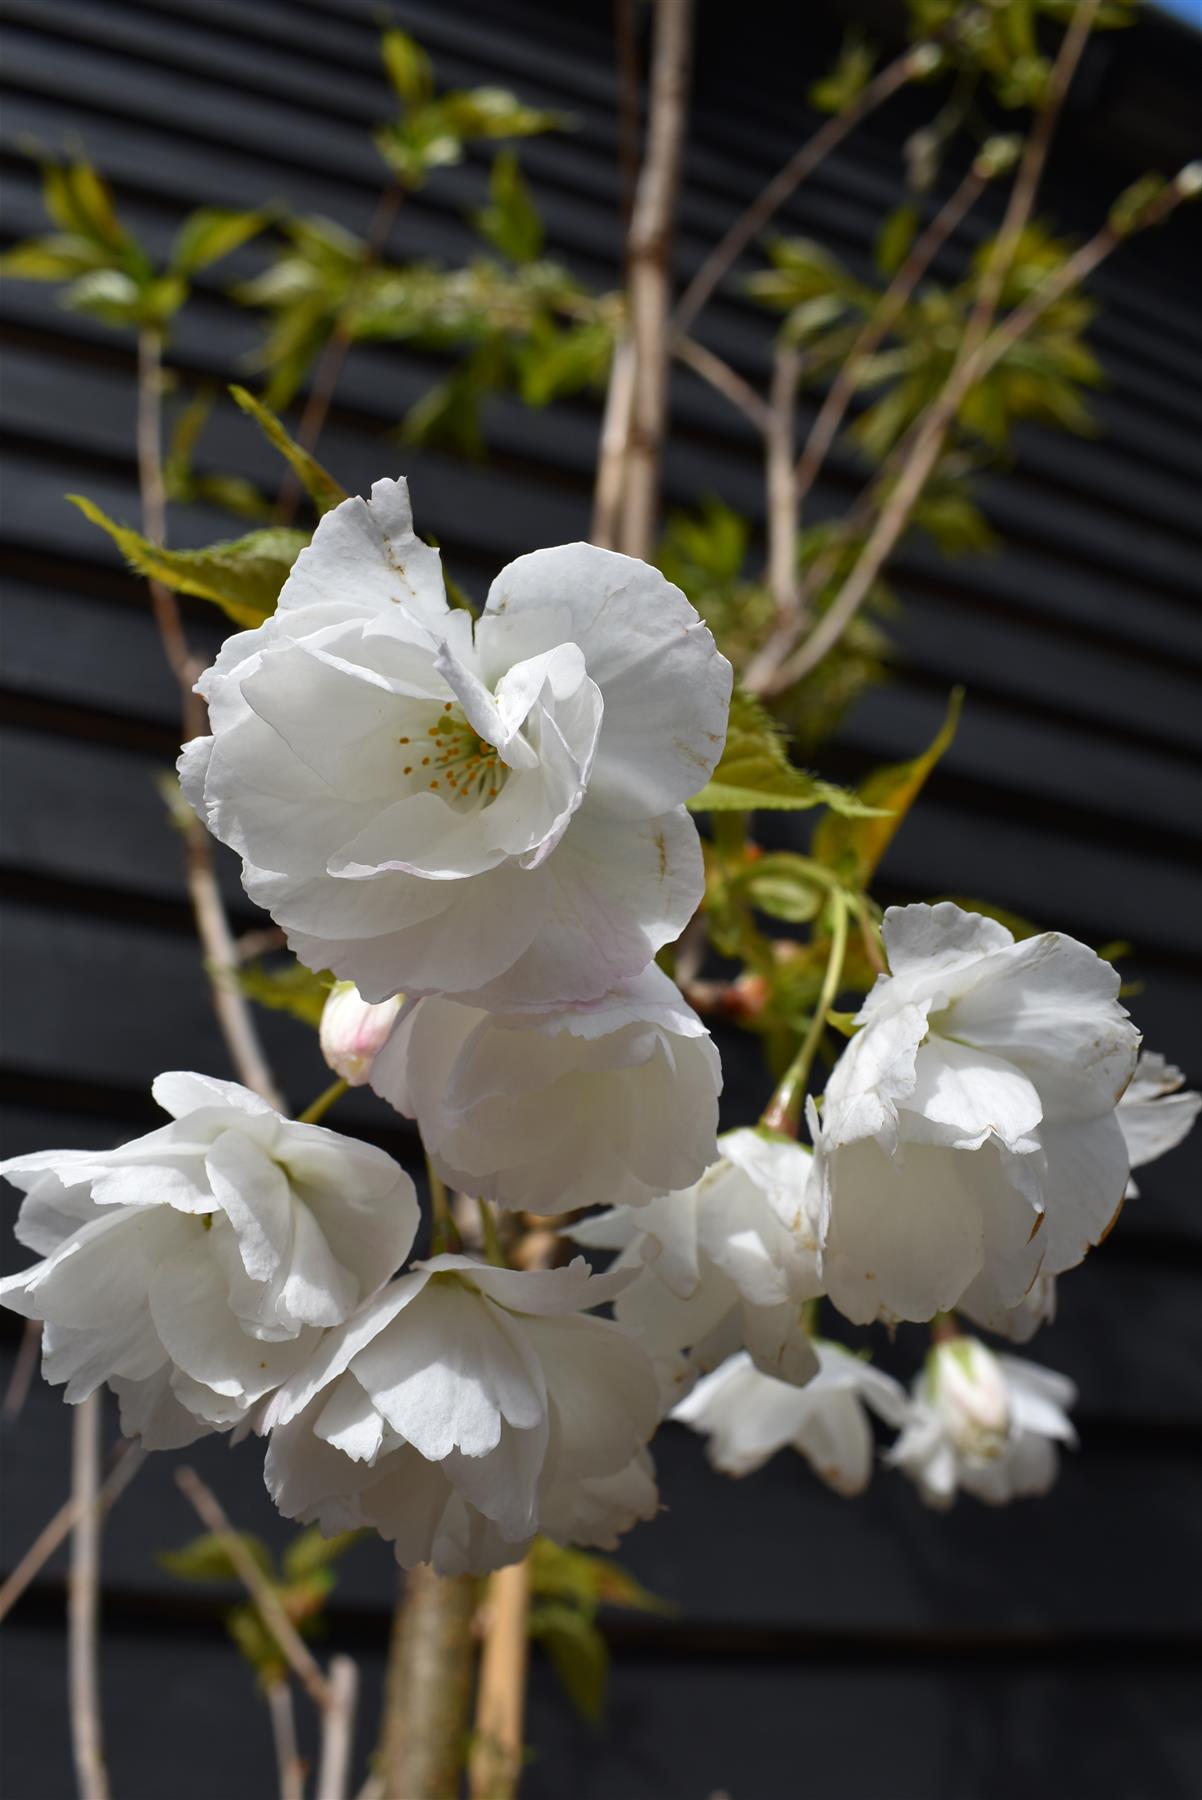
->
(261, 1256, 660, 1575)
(810, 902, 1140, 1328)
(1117, 1050, 1200, 1198)
(673, 1343, 906, 1496)
(0, 1073, 417, 1448)
(572, 1129, 823, 1390)
(887, 1340, 1077, 1509)
(180, 479, 732, 1011)
(370, 965, 721, 1214)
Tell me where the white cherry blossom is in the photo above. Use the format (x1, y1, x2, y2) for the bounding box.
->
(370, 965, 721, 1214)
(261, 1255, 660, 1574)
(0, 1073, 417, 1448)
(1118, 1050, 1200, 1198)
(180, 479, 732, 1011)
(887, 1339, 1077, 1508)
(673, 1343, 906, 1495)
(572, 1129, 823, 1388)
(319, 982, 404, 1086)
(811, 902, 1140, 1327)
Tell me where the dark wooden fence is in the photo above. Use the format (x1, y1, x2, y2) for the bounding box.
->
(2, 1, 1200, 1794)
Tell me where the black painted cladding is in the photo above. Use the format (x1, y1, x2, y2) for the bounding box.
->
(1, 2, 1200, 1795)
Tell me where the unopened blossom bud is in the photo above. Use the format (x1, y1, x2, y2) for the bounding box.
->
(929, 1335, 1010, 1463)
(320, 983, 403, 1086)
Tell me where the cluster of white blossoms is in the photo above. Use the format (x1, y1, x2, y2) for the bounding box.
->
(3, 479, 1199, 1565)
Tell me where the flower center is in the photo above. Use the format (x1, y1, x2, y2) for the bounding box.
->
(399, 702, 505, 810)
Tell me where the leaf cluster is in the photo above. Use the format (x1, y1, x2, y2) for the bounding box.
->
(527, 1539, 671, 1726)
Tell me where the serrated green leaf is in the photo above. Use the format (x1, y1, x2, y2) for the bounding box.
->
(529, 1600, 608, 1726)
(475, 151, 544, 264)
(171, 207, 270, 276)
(158, 1532, 275, 1585)
(281, 1526, 367, 1583)
(811, 687, 963, 885)
(69, 495, 307, 627)
(236, 959, 334, 1028)
(380, 27, 434, 109)
(688, 689, 883, 816)
(229, 386, 347, 515)
(741, 853, 826, 923)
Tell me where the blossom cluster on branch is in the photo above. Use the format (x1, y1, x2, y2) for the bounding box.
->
(2, 482, 1198, 1576)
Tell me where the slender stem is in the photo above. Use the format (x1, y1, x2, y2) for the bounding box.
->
(591, 334, 637, 548)
(136, 328, 285, 1110)
(277, 181, 405, 522)
(68, 1393, 109, 1800)
(377, 1567, 478, 1800)
(0, 1442, 145, 1626)
(765, 340, 801, 616)
(672, 332, 772, 433)
(267, 1680, 305, 1800)
(315, 1656, 359, 1800)
(618, 0, 694, 558)
(2, 1317, 42, 1424)
(298, 1078, 348, 1127)
(673, 43, 936, 335)
(613, 0, 642, 247)
(426, 1159, 460, 1255)
(477, 1197, 506, 1268)
(174, 1467, 332, 1711)
(764, 166, 1199, 692)
(468, 1559, 532, 1800)
(761, 892, 849, 1137)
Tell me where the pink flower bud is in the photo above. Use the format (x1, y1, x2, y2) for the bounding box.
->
(319, 983, 403, 1086)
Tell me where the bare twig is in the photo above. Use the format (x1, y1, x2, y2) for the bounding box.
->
(468, 1558, 532, 1800)
(315, 1656, 359, 1800)
(0, 1440, 145, 1626)
(764, 167, 1200, 691)
(618, 0, 694, 558)
(672, 332, 772, 433)
(268, 1680, 306, 1800)
(672, 43, 937, 336)
(591, 334, 637, 548)
(137, 329, 285, 1110)
(765, 340, 802, 616)
(2, 1318, 42, 1424)
(174, 1466, 332, 1711)
(613, 0, 642, 245)
(377, 1566, 478, 1800)
(68, 1394, 109, 1800)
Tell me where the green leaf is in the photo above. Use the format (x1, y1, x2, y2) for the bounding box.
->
(809, 33, 876, 114)
(529, 1601, 609, 1726)
(43, 158, 129, 253)
(811, 687, 963, 885)
(740, 853, 826, 923)
(235, 959, 334, 1028)
(912, 486, 998, 556)
(69, 495, 307, 627)
(876, 203, 918, 277)
(158, 1532, 275, 1585)
(171, 207, 270, 276)
(516, 319, 612, 407)
(229, 385, 347, 515)
(688, 689, 883, 817)
(475, 151, 544, 264)
(0, 233, 106, 281)
(281, 1526, 367, 1582)
(380, 27, 434, 109)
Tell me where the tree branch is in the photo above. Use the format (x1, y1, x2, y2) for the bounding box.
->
(468, 1559, 532, 1800)
(765, 340, 802, 617)
(267, 1680, 305, 1800)
(618, 0, 694, 558)
(316, 1656, 359, 1800)
(376, 1566, 478, 1800)
(672, 42, 938, 336)
(591, 334, 637, 548)
(68, 1394, 109, 1800)
(0, 1441, 145, 1626)
(672, 332, 772, 433)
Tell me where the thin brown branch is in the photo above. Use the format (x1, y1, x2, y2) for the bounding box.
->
(618, 0, 694, 559)
(765, 340, 802, 616)
(591, 334, 637, 548)
(672, 332, 772, 433)
(174, 1466, 332, 1711)
(68, 1394, 109, 1800)
(0, 1440, 145, 1626)
(377, 1566, 478, 1800)
(2, 1318, 42, 1424)
(277, 182, 405, 523)
(137, 329, 285, 1110)
(267, 1680, 306, 1800)
(613, 0, 642, 246)
(672, 42, 937, 336)
(764, 167, 1200, 692)
(315, 1655, 359, 1800)
(468, 1559, 532, 1800)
